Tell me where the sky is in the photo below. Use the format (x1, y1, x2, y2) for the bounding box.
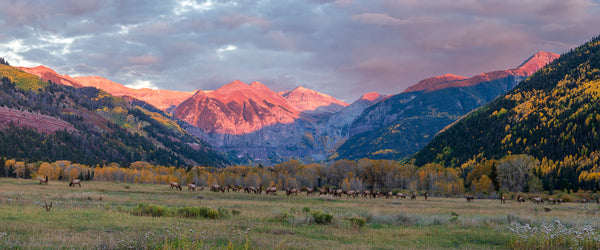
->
(1, 0, 599, 102)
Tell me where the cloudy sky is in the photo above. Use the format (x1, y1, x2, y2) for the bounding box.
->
(1, 0, 599, 102)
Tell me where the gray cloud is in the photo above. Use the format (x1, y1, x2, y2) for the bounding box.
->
(1, 0, 599, 102)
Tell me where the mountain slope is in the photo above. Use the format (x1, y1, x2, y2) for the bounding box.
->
(280, 86, 349, 113)
(412, 35, 600, 190)
(17, 66, 195, 110)
(322, 92, 387, 154)
(74, 76, 195, 110)
(0, 62, 227, 167)
(335, 51, 559, 161)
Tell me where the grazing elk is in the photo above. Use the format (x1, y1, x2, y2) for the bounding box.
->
(169, 182, 182, 191)
(557, 198, 565, 204)
(210, 184, 225, 192)
(397, 193, 407, 199)
(319, 187, 330, 196)
(228, 185, 241, 192)
(531, 197, 543, 204)
(386, 192, 394, 199)
(335, 189, 343, 198)
(69, 179, 82, 187)
(39, 175, 49, 185)
(345, 190, 357, 198)
(265, 186, 277, 195)
(187, 184, 196, 192)
(286, 188, 300, 196)
(411, 192, 417, 200)
(517, 195, 525, 203)
(305, 187, 315, 196)
(362, 190, 372, 199)
(547, 197, 556, 204)
(244, 186, 255, 193)
(466, 194, 475, 202)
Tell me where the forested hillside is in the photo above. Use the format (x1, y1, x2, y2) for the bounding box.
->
(413, 35, 600, 191)
(0, 61, 227, 167)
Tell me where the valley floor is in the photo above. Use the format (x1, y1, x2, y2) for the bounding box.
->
(1, 178, 599, 249)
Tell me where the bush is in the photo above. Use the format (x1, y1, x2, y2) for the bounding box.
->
(348, 215, 366, 228)
(231, 209, 241, 216)
(131, 204, 220, 219)
(302, 207, 311, 214)
(199, 207, 220, 219)
(312, 210, 333, 225)
(176, 206, 201, 218)
(131, 203, 170, 217)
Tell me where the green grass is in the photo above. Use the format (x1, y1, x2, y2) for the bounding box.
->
(1, 178, 600, 249)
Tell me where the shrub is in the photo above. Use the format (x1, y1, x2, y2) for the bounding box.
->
(199, 207, 220, 219)
(131, 203, 170, 217)
(177, 206, 201, 218)
(131, 204, 220, 219)
(302, 207, 311, 214)
(312, 210, 333, 225)
(231, 209, 241, 217)
(348, 215, 366, 228)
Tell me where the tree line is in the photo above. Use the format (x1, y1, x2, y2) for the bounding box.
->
(3, 154, 595, 196)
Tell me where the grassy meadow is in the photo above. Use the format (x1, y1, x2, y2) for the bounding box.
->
(1, 178, 600, 249)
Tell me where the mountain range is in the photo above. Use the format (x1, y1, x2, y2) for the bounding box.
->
(15, 51, 558, 165)
(333, 51, 559, 161)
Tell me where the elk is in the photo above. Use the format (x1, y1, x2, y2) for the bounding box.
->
(500, 195, 506, 203)
(531, 197, 543, 204)
(517, 195, 525, 203)
(69, 179, 82, 187)
(547, 197, 556, 204)
(335, 189, 343, 198)
(319, 187, 330, 196)
(265, 186, 277, 195)
(411, 192, 417, 200)
(466, 194, 475, 202)
(169, 182, 182, 191)
(557, 198, 565, 204)
(286, 188, 300, 196)
(346, 190, 356, 198)
(228, 185, 240, 192)
(244, 186, 255, 193)
(362, 190, 372, 199)
(210, 184, 225, 192)
(187, 184, 196, 192)
(424, 192, 429, 200)
(397, 193, 407, 199)
(39, 175, 49, 185)
(305, 187, 315, 196)
(385, 192, 394, 199)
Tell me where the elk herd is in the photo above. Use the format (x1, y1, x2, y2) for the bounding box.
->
(173, 183, 437, 200)
(171, 182, 599, 205)
(33, 176, 598, 205)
